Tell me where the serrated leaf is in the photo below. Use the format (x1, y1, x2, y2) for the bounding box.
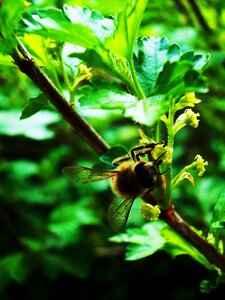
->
(109, 221, 165, 260)
(78, 79, 137, 110)
(181, 50, 210, 70)
(125, 95, 168, 126)
(155, 59, 208, 97)
(134, 36, 170, 96)
(134, 37, 183, 97)
(63, 5, 114, 44)
(20, 93, 50, 120)
(110, 220, 212, 268)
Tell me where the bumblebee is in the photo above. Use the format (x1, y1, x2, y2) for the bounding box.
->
(63, 143, 166, 232)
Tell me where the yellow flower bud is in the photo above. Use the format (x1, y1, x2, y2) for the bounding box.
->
(140, 203, 161, 221)
(175, 92, 201, 111)
(173, 109, 200, 134)
(194, 155, 208, 176)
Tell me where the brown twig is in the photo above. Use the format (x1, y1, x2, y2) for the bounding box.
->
(12, 41, 109, 156)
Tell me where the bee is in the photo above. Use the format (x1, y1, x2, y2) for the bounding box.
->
(62, 143, 166, 232)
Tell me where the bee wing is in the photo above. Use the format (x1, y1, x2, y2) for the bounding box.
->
(62, 166, 118, 184)
(107, 197, 135, 232)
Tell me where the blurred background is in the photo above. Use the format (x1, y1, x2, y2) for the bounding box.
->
(1, 0, 225, 299)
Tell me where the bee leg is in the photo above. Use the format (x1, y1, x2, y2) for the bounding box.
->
(131, 142, 160, 162)
(112, 154, 131, 166)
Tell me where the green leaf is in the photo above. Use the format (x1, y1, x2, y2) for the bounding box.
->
(110, 220, 212, 268)
(0, 0, 25, 37)
(155, 58, 208, 97)
(210, 190, 225, 231)
(125, 95, 168, 126)
(0, 53, 15, 66)
(78, 79, 137, 110)
(161, 226, 212, 269)
(109, 221, 165, 260)
(63, 5, 114, 44)
(0, 110, 59, 140)
(0, 253, 30, 284)
(48, 199, 99, 247)
(134, 36, 181, 96)
(104, 0, 148, 59)
(181, 50, 210, 70)
(0, 0, 26, 54)
(20, 7, 101, 48)
(20, 93, 50, 120)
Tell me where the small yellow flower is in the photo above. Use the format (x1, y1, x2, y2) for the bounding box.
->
(175, 92, 201, 111)
(78, 64, 92, 81)
(194, 155, 208, 176)
(152, 145, 172, 165)
(140, 203, 161, 221)
(173, 109, 200, 134)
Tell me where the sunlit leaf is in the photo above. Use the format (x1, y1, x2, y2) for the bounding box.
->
(125, 95, 168, 126)
(63, 5, 114, 44)
(104, 0, 148, 59)
(109, 221, 165, 260)
(20, 7, 101, 48)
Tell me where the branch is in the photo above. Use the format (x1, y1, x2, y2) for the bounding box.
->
(161, 207, 225, 272)
(143, 186, 225, 272)
(11, 41, 109, 156)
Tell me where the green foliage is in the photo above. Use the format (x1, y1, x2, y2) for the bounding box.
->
(1, 0, 225, 299)
(20, 93, 51, 119)
(0, 0, 25, 54)
(110, 220, 211, 269)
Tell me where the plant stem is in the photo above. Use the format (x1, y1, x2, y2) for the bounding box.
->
(12, 40, 109, 156)
(163, 99, 175, 209)
(129, 58, 146, 99)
